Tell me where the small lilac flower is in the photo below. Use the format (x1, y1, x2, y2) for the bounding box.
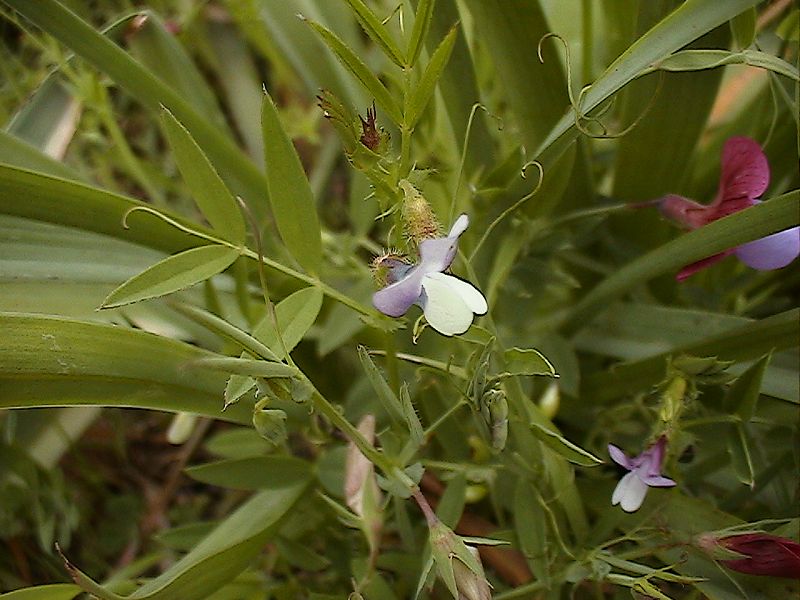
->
(372, 214, 487, 336)
(608, 436, 675, 512)
(659, 136, 799, 280)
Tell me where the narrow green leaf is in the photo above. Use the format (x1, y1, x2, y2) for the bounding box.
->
(252, 287, 324, 358)
(435, 474, 466, 528)
(503, 348, 557, 377)
(0, 584, 82, 600)
(407, 25, 457, 128)
(650, 49, 799, 81)
(400, 384, 424, 446)
(725, 353, 771, 422)
(304, 18, 403, 124)
(529, 423, 603, 467)
(0, 313, 249, 424)
(730, 6, 756, 49)
(224, 375, 256, 409)
(406, 0, 436, 67)
(358, 346, 405, 424)
(261, 91, 322, 275)
(127, 482, 308, 599)
(168, 302, 281, 362)
(194, 357, 298, 379)
(727, 423, 755, 488)
(101, 246, 238, 309)
(563, 191, 799, 333)
(161, 109, 246, 244)
(185, 456, 312, 490)
(342, 0, 405, 67)
(3, 0, 270, 207)
(0, 131, 78, 180)
(514, 481, 549, 586)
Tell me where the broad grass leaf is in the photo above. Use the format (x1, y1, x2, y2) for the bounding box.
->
(304, 19, 403, 124)
(407, 25, 457, 128)
(161, 109, 246, 244)
(0, 313, 249, 424)
(343, 0, 405, 67)
(185, 456, 311, 490)
(564, 191, 800, 333)
(102, 246, 239, 309)
(0, 131, 80, 182)
(261, 91, 322, 275)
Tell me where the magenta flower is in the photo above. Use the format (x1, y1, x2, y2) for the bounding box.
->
(659, 136, 799, 280)
(608, 436, 676, 512)
(372, 214, 487, 336)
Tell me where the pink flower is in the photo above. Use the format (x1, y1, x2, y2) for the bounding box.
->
(608, 436, 676, 512)
(659, 136, 799, 280)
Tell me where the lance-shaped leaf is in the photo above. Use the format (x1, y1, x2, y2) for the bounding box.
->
(502, 347, 557, 377)
(185, 456, 312, 491)
(161, 109, 246, 244)
(194, 357, 298, 379)
(342, 0, 405, 67)
(304, 18, 402, 124)
(261, 91, 322, 275)
(407, 25, 457, 129)
(252, 287, 324, 358)
(530, 423, 603, 467)
(406, 0, 436, 68)
(101, 245, 238, 308)
(358, 346, 405, 424)
(724, 353, 771, 422)
(0, 584, 82, 600)
(59, 479, 307, 600)
(727, 422, 756, 489)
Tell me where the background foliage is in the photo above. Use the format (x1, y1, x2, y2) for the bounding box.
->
(0, 0, 798, 598)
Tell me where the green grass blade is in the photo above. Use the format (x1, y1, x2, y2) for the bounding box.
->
(101, 246, 239, 309)
(261, 91, 322, 275)
(0, 132, 78, 180)
(161, 108, 246, 244)
(194, 357, 298, 379)
(342, 0, 406, 67)
(0, 584, 82, 600)
(563, 190, 799, 333)
(304, 18, 403, 124)
(3, 0, 270, 206)
(0, 313, 249, 423)
(185, 456, 311, 490)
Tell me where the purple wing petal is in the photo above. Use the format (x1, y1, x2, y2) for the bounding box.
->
(372, 267, 425, 317)
(713, 137, 770, 213)
(608, 444, 632, 469)
(735, 227, 800, 270)
(641, 474, 676, 488)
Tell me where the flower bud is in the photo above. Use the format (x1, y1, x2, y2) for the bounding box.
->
(252, 408, 287, 445)
(696, 532, 800, 579)
(452, 546, 491, 600)
(400, 180, 441, 249)
(344, 415, 383, 556)
(429, 519, 491, 599)
(371, 251, 410, 288)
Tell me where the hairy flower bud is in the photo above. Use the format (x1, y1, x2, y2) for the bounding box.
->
(371, 251, 410, 288)
(400, 180, 441, 249)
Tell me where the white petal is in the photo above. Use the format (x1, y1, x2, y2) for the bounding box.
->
(425, 272, 487, 314)
(448, 214, 469, 237)
(611, 472, 648, 512)
(420, 275, 475, 336)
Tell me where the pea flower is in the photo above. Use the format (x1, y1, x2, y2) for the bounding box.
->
(372, 214, 488, 336)
(696, 532, 800, 579)
(659, 136, 799, 280)
(608, 436, 675, 512)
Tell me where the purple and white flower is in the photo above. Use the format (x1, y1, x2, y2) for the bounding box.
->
(608, 436, 676, 512)
(659, 136, 799, 280)
(372, 214, 487, 336)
